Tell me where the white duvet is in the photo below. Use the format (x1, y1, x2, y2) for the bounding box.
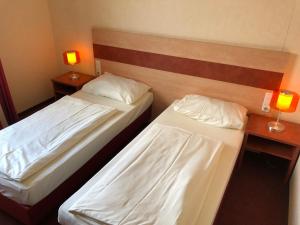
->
(69, 124, 223, 225)
(0, 96, 116, 181)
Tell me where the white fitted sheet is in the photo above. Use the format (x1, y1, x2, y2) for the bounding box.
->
(0, 91, 153, 205)
(58, 100, 244, 225)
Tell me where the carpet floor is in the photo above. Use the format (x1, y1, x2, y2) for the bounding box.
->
(0, 152, 289, 225)
(214, 151, 289, 225)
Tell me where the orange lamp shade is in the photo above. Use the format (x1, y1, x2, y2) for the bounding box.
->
(271, 90, 299, 112)
(63, 51, 80, 65)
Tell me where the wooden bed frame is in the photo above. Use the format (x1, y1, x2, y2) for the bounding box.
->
(0, 106, 151, 225)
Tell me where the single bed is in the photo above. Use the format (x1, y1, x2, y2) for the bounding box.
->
(66, 28, 286, 225)
(0, 80, 153, 225)
(58, 97, 245, 225)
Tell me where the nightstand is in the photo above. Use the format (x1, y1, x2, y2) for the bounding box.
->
(238, 114, 300, 183)
(51, 72, 95, 99)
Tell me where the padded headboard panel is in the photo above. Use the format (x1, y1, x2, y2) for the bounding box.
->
(92, 28, 291, 116)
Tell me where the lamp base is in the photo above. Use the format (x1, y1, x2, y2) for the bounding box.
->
(69, 73, 80, 80)
(267, 121, 285, 132)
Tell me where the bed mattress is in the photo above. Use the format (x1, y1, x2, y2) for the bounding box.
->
(58, 100, 244, 225)
(0, 91, 153, 205)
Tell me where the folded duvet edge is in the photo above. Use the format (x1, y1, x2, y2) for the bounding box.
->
(0, 95, 117, 182)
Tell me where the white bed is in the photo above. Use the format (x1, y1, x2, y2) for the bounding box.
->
(0, 90, 153, 206)
(58, 100, 244, 225)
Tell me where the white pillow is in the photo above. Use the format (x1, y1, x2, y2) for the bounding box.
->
(82, 73, 151, 104)
(173, 95, 247, 129)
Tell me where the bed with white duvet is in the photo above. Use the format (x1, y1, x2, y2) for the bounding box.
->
(0, 73, 153, 206)
(58, 95, 246, 225)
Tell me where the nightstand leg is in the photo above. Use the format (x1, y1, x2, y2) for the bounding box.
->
(285, 147, 300, 183)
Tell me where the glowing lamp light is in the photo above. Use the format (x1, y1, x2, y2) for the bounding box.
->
(268, 90, 298, 132)
(63, 50, 80, 80)
(66, 52, 77, 65)
(63, 50, 80, 65)
(276, 91, 293, 111)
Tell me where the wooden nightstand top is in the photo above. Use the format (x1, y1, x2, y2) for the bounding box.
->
(52, 72, 95, 88)
(247, 114, 300, 147)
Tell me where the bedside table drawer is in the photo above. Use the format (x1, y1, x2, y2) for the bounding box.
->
(246, 135, 295, 160)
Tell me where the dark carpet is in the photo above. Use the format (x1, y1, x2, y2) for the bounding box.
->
(0, 152, 289, 225)
(0, 210, 58, 225)
(214, 151, 289, 225)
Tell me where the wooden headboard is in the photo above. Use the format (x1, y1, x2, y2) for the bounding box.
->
(92, 28, 291, 116)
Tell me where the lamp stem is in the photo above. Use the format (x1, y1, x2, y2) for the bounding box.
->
(268, 110, 285, 132)
(276, 110, 281, 124)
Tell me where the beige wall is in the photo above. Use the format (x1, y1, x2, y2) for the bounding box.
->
(0, 0, 58, 113)
(48, 0, 300, 122)
(47, 1, 300, 224)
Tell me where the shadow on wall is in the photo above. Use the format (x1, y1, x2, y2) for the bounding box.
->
(0, 59, 18, 126)
(0, 106, 8, 127)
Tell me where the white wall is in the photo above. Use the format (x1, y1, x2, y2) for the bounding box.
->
(47, 1, 300, 224)
(0, 0, 58, 112)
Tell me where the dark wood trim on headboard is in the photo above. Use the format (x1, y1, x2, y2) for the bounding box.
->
(93, 44, 283, 90)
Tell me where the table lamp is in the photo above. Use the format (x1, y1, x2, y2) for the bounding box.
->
(268, 90, 299, 132)
(63, 50, 80, 80)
